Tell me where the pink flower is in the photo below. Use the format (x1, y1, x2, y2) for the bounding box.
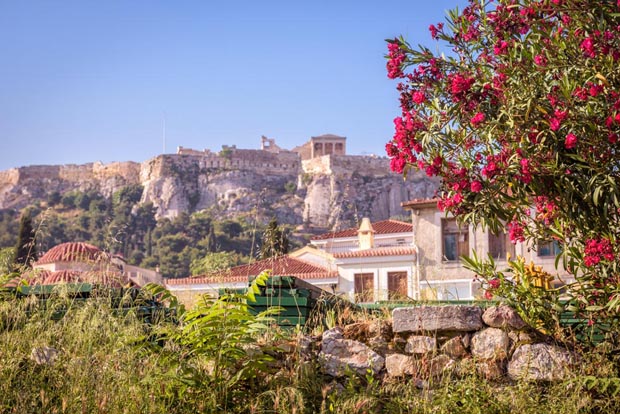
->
(508, 221, 525, 244)
(470, 180, 483, 193)
(564, 133, 577, 149)
(412, 91, 426, 104)
(534, 54, 547, 66)
(488, 278, 500, 289)
(470, 112, 485, 127)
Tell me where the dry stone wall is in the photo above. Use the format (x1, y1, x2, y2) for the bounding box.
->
(316, 304, 578, 384)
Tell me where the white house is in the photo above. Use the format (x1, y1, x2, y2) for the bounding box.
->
(165, 218, 418, 306)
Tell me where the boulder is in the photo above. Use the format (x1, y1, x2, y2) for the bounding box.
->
(427, 354, 455, 379)
(482, 305, 527, 330)
(30, 347, 59, 365)
(405, 335, 437, 354)
(393, 306, 483, 333)
(385, 353, 418, 377)
(319, 328, 385, 377)
(508, 343, 575, 381)
(441, 336, 468, 358)
(475, 360, 505, 380)
(471, 328, 510, 360)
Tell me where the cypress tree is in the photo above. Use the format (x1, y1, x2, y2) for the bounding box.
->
(13, 212, 37, 270)
(260, 218, 289, 259)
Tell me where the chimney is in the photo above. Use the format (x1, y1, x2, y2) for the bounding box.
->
(358, 218, 375, 250)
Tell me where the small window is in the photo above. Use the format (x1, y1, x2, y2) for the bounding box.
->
(537, 240, 561, 257)
(442, 218, 469, 261)
(488, 230, 515, 260)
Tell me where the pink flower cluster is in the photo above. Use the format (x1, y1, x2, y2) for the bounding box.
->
(508, 221, 526, 244)
(584, 238, 615, 267)
(534, 196, 558, 225)
(386, 41, 405, 79)
(484, 277, 501, 300)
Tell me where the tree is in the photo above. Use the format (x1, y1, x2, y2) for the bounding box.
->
(189, 251, 245, 276)
(13, 212, 37, 269)
(386, 1, 620, 329)
(260, 218, 289, 259)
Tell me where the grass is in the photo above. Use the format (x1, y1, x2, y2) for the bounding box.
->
(0, 288, 619, 413)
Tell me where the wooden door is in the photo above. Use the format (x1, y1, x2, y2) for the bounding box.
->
(388, 272, 408, 300)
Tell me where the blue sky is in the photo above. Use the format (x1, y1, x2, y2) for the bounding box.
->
(0, 0, 467, 171)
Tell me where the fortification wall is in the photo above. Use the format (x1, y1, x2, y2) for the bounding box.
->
(16, 165, 61, 182)
(58, 164, 95, 182)
(92, 161, 140, 181)
(301, 155, 394, 177)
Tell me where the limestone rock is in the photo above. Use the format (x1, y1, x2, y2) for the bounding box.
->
(475, 360, 505, 380)
(320, 328, 385, 377)
(392, 306, 483, 334)
(508, 343, 575, 381)
(31, 347, 59, 365)
(441, 336, 468, 358)
(482, 305, 527, 330)
(405, 335, 437, 354)
(427, 354, 455, 379)
(385, 353, 418, 377)
(471, 328, 509, 361)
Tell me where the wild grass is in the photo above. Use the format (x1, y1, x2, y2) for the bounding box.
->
(0, 288, 619, 414)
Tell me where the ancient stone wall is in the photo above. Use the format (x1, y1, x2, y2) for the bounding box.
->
(316, 304, 577, 384)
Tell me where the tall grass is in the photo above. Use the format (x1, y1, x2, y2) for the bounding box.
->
(0, 287, 619, 413)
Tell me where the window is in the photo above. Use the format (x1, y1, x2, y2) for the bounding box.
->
(387, 272, 408, 300)
(442, 218, 469, 261)
(488, 230, 515, 260)
(354, 273, 374, 303)
(537, 240, 561, 257)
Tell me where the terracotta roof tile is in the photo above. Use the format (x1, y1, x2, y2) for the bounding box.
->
(36, 242, 105, 265)
(166, 255, 337, 285)
(311, 219, 413, 241)
(332, 246, 417, 259)
(401, 198, 440, 209)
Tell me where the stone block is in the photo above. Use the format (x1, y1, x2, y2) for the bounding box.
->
(508, 343, 576, 382)
(405, 335, 437, 354)
(392, 306, 483, 333)
(482, 305, 527, 330)
(471, 327, 510, 361)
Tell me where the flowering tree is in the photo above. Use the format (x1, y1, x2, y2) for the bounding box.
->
(386, 0, 620, 329)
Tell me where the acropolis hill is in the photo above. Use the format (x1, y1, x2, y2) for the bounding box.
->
(0, 134, 438, 230)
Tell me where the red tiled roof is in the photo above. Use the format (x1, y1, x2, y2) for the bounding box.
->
(36, 242, 105, 265)
(311, 219, 413, 241)
(42, 270, 83, 285)
(333, 246, 417, 259)
(4, 269, 127, 288)
(166, 255, 337, 285)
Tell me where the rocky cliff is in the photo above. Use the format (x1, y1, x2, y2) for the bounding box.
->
(0, 151, 437, 230)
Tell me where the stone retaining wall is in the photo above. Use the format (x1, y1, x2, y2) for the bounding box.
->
(316, 305, 577, 384)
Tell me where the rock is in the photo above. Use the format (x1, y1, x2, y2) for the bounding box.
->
(367, 335, 390, 355)
(508, 331, 535, 352)
(322, 327, 344, 342)
(385, 353, 418, 377)
(471, 328, 509, 360)
(405, 335, 437, 354)
(427, 354, 455, 379)
(30, 347, 59, 365)
(392, 306, 483, 333)
(508, 343, 576, 381)
(475, 360, 505, 380)
(441, 336, 468, 358)
(320, 329, 385, 377)
(482, 305, 527, 330)
(368, 319, 393, 341)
